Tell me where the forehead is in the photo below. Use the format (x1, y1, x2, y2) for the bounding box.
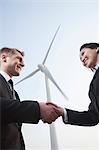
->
(12, 50, 24, 58)
(80, 48, 91, 55)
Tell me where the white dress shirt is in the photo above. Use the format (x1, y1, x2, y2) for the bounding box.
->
(0, 70, 11, 82)
(0, 70, 16, 98)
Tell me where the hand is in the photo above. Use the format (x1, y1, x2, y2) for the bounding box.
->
(39, 102, 60, 124)
(46, 102, 64, 117)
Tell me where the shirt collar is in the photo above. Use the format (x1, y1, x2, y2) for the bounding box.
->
(95, 63, 99, 70)
(0, 70, 11, 82)
(91, 63, 99, 75)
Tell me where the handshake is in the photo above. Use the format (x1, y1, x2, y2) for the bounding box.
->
(39, 102, 64, 124)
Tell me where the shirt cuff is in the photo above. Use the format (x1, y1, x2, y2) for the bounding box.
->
(63, 108, 68, 123)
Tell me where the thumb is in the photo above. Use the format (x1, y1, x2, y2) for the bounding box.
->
(46, 102, 58, 108)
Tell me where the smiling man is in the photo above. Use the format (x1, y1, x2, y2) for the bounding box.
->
(0, 48, 25, 77)
(0, 47, 59, 150)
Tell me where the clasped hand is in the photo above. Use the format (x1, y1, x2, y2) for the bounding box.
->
(39, 102, 64, 124)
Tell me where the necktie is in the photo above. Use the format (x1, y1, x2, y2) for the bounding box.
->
(8, 79, 16, 99)
(8, 79, 13, 89)
(8, 79, 20, 129)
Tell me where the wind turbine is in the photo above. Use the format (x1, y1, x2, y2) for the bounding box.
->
(15, 26, 68, 150)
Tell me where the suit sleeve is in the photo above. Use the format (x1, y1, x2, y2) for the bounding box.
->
(64, 72, 99, 126)
(0, 97, 41, 124)
(65, 105, 99, 126)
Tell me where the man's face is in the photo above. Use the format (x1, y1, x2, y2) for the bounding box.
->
(80, 48, 97, 68)
(5, 51, 25, 77)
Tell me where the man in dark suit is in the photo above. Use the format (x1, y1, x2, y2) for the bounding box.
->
(49, 43, 99, 126)
(0, 47, 59, 150)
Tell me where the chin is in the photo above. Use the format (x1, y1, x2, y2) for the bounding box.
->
(86, 63, 95, 68)
(14, 72, 20, 76)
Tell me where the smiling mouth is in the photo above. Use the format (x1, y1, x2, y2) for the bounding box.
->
(84, 60, 87, 65)
(83, 58, 88, 65)
(16, 66, 21, 71)
(84, 61, 88, 66)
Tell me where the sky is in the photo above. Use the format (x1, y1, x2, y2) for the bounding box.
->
(0, 0, 99, 150)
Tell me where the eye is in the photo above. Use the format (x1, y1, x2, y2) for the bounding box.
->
(19, 57, 22, 62)
(81, 52, 84, 56)
(80, 52, 84, 60)
(17, 56, 22, 62)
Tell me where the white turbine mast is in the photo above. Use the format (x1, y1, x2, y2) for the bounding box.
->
(15, 25, 68, 150)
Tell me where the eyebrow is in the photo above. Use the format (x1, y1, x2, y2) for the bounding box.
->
(16, 56, 23, 61)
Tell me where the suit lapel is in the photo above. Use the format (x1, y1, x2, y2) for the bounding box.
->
(91, 67, 99, 81)
(0, 74, 22, 130)
(0, 74, 13, 98)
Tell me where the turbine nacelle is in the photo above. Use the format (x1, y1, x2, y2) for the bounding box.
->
(38, 64, 45, 71)
(38, 64, 51, 76)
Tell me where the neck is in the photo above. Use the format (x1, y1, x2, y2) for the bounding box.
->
(0, 68, 12, 78)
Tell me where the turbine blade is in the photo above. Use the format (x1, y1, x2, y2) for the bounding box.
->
(39, 65, 68, 100)
(42, 25, 60, 65)
(15, 68, 40, 85)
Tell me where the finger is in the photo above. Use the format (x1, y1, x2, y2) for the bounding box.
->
(53, 107, 61, 115)
(46, 102, 58, 108)
(42, 119, 53, 124)
(54, 107, 64, 116)
(42, 119, 47, 123)
(49, 112, 59, 122)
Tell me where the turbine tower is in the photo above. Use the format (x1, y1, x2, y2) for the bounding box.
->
(15, 26, 68, 150)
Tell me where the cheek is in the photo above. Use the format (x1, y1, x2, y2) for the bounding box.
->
(87, 57, 96, 68)
(13, 60, 18, 66)
(9, 62, 18, 71)
(90, 54, 97, 63)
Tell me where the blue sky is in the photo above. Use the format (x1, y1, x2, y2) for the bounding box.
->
(1, 0, 99, 149)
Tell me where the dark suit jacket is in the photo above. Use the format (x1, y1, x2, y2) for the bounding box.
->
(0, 74, 41, 150)
(65, 68, 99, 126)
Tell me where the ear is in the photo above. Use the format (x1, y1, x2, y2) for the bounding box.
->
(0, 54, 7, 62)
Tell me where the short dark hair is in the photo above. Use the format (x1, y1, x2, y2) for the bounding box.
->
(0, 47, 24, 56)
(80, 43, 99, 51)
